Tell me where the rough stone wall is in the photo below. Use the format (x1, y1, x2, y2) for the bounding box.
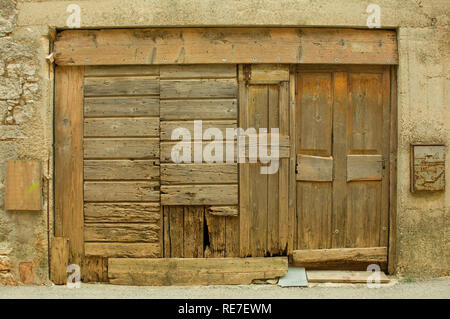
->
(0, 0, 448, 284)
(0, 0, 51, 285)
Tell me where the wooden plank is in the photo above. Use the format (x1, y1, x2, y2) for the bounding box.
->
(248, 85, 268, 257)
(50, 237, 69, 285)
(82, 256, 108, 283)
(160, 120, 237, 141)
(167, 206, 184, 257)
(161, 185, 238, 205)
(160, 99, 237, 120)
(84, 202, 160, 223)
(331, 72, 348, 248)
(55, 28, 398, 65)
(84, 223, 159, 242)
(205, 213, 226, 257)
(208, 206, 238, 217)
(278, 81, 289, 253)
(250, 65, 290, 83)
(84, 97, 159, 117)
(267, 85, 280, 255)
(238, 66, 251, 257)
(85, 243, 160, 258)
(347, 155, 383, 181)
(160, 79, 237, 99)
(161, 164, 237, 184)
(183, 206, 204, 258)
(84, 160, 160, 181)
(84, 76, 159, 96)
(160, 65, 236, 78)
(5, 160, 42, 211)
(388, 66, 398, 274)
(84, 118, 159, 137)
(54, 66, 84, 266)
(108, 257, 288, 286)
(84, 138, 159, 159)
(225, 216, 240, 257)
(288, 68, 296, 254)
(292, 247, 387, 270)
(296, 155, 333, 182)
(85, 65, 159, 77)
(84, 181, 160, 202)
(307, 270, 389, 283)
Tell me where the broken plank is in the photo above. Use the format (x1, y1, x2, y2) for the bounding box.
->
(108, 257, 288, 286)
(161, 185, 238, 205)
(207, 206, 238, 217)
(183, 206, 204, 258)
(205, 213, 226, 257)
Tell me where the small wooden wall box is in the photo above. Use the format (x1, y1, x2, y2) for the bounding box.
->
(5, 160, 42, 211)
(410, 143, 445, 192)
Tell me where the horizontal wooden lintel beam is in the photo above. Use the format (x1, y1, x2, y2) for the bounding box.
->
(54, 28, 398, 66)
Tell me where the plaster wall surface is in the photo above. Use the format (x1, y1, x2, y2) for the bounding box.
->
(0, 0, 448, 284)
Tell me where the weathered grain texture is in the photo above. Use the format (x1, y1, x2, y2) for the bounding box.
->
(84, 223, 159, 242)
(292, 247, 387, 270)
(183, 206, 204, 258)
(208, 206, 238, 217)
(55, 28, 398, 65)
(347, 155, 383, 181)
(160, 65, 236, 78)
(249, 64, 290, 83)
(331, 72, 348, 248)
(84, 160, 160, 181)
(278, 81, 290, 253)
(225, 216, 240, 257)
(54, 66, 84, 266)
(84, 97, 159, 117)
(160, 99, 237, 120)
(84, 202, 160, 223)
(82, 256, 108, 283)
(288, 68, 296, 254)
(50, 237, 69, 285)
(84, 118, 159, 137)
(306, 270, 389, 283)
(238, 67, 251, 257)
(160, 120, 237, 141)
(84, 76, 159, 96)
(161, 164, 237, 184)
(205, 213, 226, 257)
(84, 138, 159, 159)
(108, 257, 288, 286)
(296, 155, 333, 182)
(85, 243, 160, 258)
(85, 65, 159, 77)
(295, 71, 333, 250)
(5, 160, 42, 211)
(84, 182, 160, 202)
(160, 79, 237, 99)
(164, 206, 184, 257)
(161, 185, 238, 205)
(267, 85, 280, 254)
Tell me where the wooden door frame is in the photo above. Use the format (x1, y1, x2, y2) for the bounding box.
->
(51, 28, 399, 284)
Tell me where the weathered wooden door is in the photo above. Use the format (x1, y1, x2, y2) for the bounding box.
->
(295, 66, 391, 266)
